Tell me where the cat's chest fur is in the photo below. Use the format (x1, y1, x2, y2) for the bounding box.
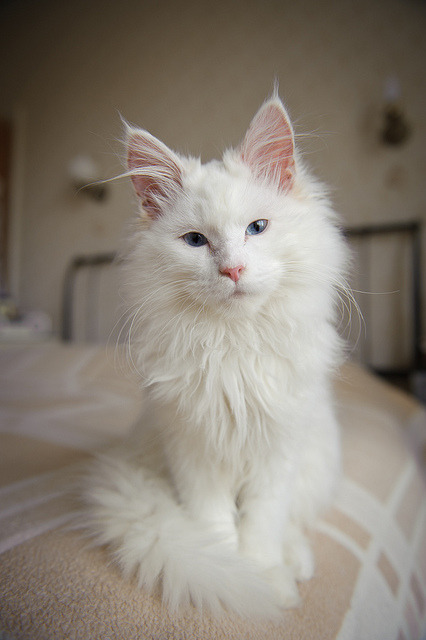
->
(134, 299, 315, 463)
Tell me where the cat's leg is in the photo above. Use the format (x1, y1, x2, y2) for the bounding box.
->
(165, 445, 238, 548)
(283, 397, 340, 582)
(281, 521, 315, 582)
(237, 458, 301, 607)
(180, 471, 238, 548)
(292, 399, 340, 522)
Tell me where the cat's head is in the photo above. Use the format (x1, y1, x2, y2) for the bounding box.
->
(125, 96, 341, 318)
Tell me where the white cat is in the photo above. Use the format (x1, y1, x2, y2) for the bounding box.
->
(82, 94, 348, 618)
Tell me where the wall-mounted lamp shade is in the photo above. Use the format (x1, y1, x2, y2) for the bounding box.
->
(68, 155, 108, 201)
(381, 76, 411, 146)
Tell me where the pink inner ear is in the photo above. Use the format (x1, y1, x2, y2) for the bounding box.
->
(127, 133, 182, 219)
(240, 101, 295, 191)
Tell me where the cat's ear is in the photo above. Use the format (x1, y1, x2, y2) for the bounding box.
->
(239, 97, 295, 192)
(126, 127, 183, 219)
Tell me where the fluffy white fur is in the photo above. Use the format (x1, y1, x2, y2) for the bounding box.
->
(82, 95, 348, 618)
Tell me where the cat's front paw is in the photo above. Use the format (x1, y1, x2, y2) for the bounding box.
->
(262, 565, 301, 609)
(283, 533, 315, 582)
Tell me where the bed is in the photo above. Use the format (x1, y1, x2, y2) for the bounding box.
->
(1, 226, 426, 640)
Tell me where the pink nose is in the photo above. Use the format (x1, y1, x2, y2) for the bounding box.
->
(220, 265, 245, 283)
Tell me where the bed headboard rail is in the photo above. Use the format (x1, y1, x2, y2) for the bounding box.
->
(62, 252, 119, 342)
(344, 221, 423, 380)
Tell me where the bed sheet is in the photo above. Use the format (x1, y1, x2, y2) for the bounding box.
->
(1, 342, 426, 640)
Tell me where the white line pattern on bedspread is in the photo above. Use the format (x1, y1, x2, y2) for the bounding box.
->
(336, 465, 426, 640)
(0, 513, 75, 555)
(0, 467, 77, 554)
(0, 468, 76, 517)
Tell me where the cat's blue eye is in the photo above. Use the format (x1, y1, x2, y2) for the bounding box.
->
(246, 219, 268, 236)
(181, 232, 208, 247)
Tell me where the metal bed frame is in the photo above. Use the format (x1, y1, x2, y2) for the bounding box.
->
(345, 221, 423, 382)
(61, 251, 117, 342)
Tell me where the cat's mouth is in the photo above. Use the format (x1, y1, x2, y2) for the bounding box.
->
(217, 286, 246, 304)
(231, 289, 246, 298)
(228, 284, 256, 300)
(218, 278, 264, 303)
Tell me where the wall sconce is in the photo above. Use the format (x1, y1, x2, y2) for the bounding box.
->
(68, 155, 108, 201)
(380, 76, 411, 146)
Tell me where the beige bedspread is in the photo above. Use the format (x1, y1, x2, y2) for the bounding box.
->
(1, 342, 426, 639)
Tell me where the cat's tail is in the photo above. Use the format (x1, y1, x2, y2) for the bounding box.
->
(78, 453, 281, 619)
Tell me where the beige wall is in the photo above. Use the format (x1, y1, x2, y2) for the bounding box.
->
(1, 0, 425, 345)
